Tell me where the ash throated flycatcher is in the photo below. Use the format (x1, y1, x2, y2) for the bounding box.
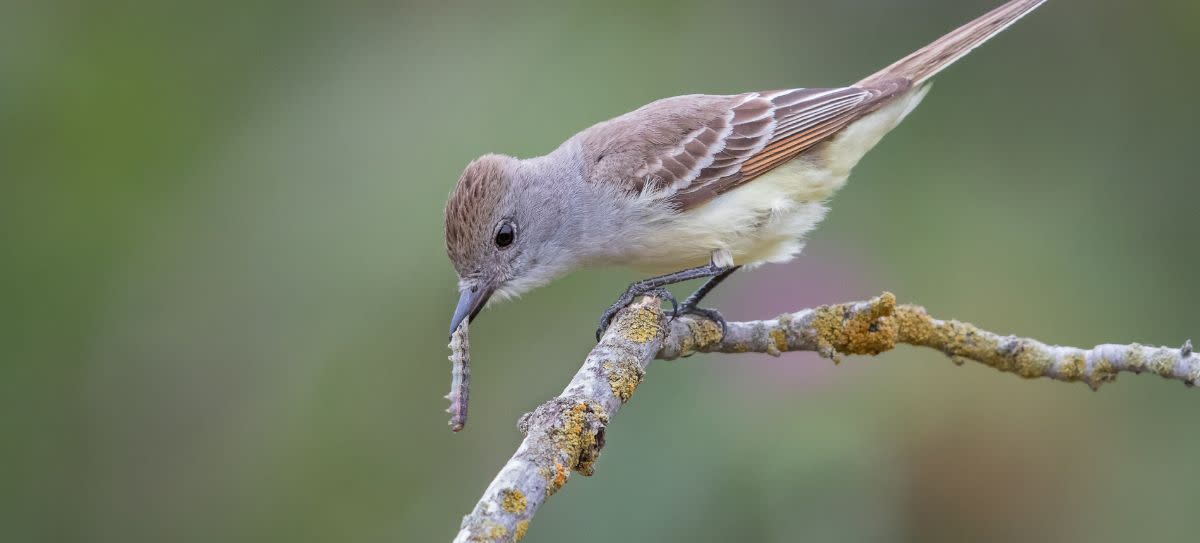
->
(445, 0, 1046, 340)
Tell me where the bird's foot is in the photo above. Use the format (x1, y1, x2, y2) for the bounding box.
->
(595, 286, 677, 341)
(673, 303, 728, 337)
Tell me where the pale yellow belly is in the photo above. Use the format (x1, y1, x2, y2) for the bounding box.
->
(627, 160, 844, 274)
(626, 86, 929, 274)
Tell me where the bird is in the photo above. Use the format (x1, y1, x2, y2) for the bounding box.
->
(444, 0, 1047, 341)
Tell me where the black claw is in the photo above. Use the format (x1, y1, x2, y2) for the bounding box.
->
(595, 287, 680, 341)
(674, 304, 728, 337)
(646, 287, 678, 316)
(596, 303, 624, 341)
(596, 289, 636, 341)
(595, 263, 735, 342)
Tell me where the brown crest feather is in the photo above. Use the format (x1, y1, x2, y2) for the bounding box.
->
(444, 154, 516, 276)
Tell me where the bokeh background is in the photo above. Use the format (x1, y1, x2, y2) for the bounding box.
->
(3, 1, 1198, 541)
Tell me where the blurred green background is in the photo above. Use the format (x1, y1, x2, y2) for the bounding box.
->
(3, 1, 1198, 541)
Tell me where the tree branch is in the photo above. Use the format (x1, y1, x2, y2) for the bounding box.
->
(453, 292, 1196, 542)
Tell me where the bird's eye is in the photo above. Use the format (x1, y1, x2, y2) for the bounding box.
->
(494, 221, 515, 248)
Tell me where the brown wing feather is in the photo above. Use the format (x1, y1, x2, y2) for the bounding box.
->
(575, 93, 745, 195)
(666, 82, 908, 209)
(574, 88, 898, 205)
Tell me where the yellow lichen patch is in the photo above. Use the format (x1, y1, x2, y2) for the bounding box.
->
(894, 305, 936, 346)
(603, 357, 644, 403)
(922, 318, 994, 364)
(515, 520, 530, 541)
(501, 488, 527, 514)
(662, 318, 722, 358)
(549, 401, 608, 476)
(809, 305, 847, 357)
(466, 521, 507, 542)
(1012, 343, 1051, 377)
(846, 314, 896, 355)
(809, 292, 898, 358)
(689, 318, 723, 349)
(1057, 352, 1086, 382)
(872, 292, 898, 319)
(769, 328, 788, 353)
(996, 340, 1053, 378)
(554, 404, 587, 460)
(1148, 349, 1177, 377)
(895, 306, 1041, 376)
(615, 301, 662, 344)
(772, 313, 794, 354)
(1087, 356, 1118, 390)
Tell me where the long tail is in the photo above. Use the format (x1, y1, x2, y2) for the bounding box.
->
(858, 0, 1046, 88)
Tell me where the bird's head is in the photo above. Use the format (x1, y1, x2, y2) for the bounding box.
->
(444, 153, 579, 336)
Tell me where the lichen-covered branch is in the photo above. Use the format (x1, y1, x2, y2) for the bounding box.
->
(453, 298, 667, 543)
(659, 292, 1199, 390)
(454, 292, 1196, 542)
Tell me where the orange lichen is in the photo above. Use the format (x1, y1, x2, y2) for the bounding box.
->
(514, 520, 530, 541)
(548, 461, 567, 495)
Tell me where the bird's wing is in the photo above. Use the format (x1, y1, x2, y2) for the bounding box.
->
(578, 81, 908, 210)
(574, 0, 1046, 210)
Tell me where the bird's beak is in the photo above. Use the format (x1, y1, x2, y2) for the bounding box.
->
(449, 283, 493, 337)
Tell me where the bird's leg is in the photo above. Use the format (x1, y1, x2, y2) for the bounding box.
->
(595, 262, 728, 341)
(675, 265, 740, 335)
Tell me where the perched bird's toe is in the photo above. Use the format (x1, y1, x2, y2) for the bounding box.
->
(594, 287, 678, 341)
(595, 303, 624, 341)
(674, 305, 728, 337)
(644, 287, 678, 316)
